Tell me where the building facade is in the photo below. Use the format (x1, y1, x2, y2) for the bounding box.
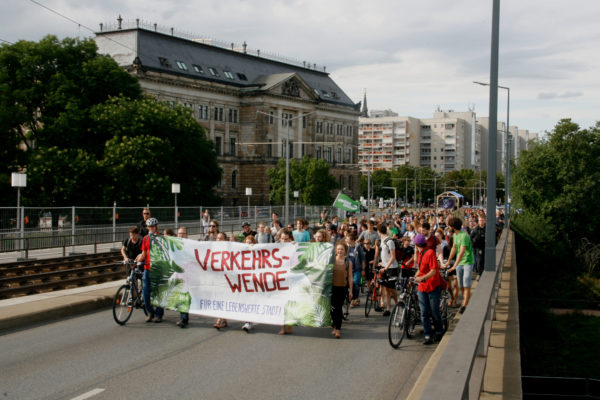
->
(94, 22, 360, 206)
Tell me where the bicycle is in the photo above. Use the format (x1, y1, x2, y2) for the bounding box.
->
(112, 261, 147, 325)
(364, 266, 383, 317)
(343, 290, 351, 320)
(439, 269, 451, 333)
(388, 278, 420, 348)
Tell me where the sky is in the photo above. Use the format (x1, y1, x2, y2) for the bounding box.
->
(2, 0, 600, 135)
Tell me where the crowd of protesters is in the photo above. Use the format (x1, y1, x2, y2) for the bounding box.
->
(121, 206, 504, 343)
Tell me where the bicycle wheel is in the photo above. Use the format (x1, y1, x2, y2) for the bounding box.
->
(440, 291, 449, 333)
(342, 294, 350, 320)
(113, 284, 134, 325)
(388, 302, 407, 348)
(405, 300, 419, 339)
(364, 285, 374, 317)
(132, 283, 148, 316)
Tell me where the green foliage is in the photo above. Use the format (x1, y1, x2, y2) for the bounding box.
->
(25, 147, 101, 206)
(511, 119, 600, 250)
(0, 36, 141, 153)
(92, 97, 221, 205)
(1, 36, 222, 206)
(267, 156, 337, 205)
(101, 135, 174, 205)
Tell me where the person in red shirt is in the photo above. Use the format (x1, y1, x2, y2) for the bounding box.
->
(138, 217, 164, 323)
(413, 233, 444, 345)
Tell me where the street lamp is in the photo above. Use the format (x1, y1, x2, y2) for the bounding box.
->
(474, 80, 510, 224)
(245, 187, 252, 218)
(172, 183, 180, 228)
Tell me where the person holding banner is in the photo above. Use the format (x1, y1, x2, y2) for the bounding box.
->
(138, 218, 164, 323)
(278, 229, 294, 335)
(213, 232, 230, 330)
(331, 240, 353, 339)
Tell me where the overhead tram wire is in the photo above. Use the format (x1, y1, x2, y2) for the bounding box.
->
(0, 38, 15, 45)
(28, 0, 137, 54)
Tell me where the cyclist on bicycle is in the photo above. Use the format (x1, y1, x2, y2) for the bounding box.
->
(121, 226, 142, 264)
(138, 217, 164, 323)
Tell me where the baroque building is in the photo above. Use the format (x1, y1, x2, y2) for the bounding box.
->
(94, 20, 360, 206)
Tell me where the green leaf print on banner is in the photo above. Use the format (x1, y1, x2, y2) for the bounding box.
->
(284, 242, 334, 327)
(148, 235, 190, 312)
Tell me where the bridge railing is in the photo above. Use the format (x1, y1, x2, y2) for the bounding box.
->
(419, 228, 510, 399)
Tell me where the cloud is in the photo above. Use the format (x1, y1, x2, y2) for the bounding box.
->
(537, 91, 584, 100)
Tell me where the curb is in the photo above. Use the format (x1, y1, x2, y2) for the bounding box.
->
(0, 296, 113, 332)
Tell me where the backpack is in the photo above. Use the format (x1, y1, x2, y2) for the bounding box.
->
(383, 237, 403, 264)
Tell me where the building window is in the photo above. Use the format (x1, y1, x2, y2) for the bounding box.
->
(316, 146, 321, 159)
(215, 137, 222, 156)
(302, 143, 305, 157)
(269, 111, 274, 125)
(326, 147, 332, 162)
(175, 61, 188, 71)
(302, 115, 307, 129)
(158, 57, 171, 67)
(336, 148, 342, 163)
(228, 109, 238, 123)
(214, 107, 223, 121)
(208, 67, 219, 77)
(192, 64, 204, 73)
(217, 177, 222, 188)
(348, 175, 353, 191)
(289, 141, 294, 158)
(231, 171, 237, 189)
(237, 73, 248, 80)
(282, 112, 293, 127)
(339, 175, 344, 188)
(346, 148, 351, 163)
(198, 105, 208, 120)
(267, 139, 273, 157)
(316, 121, 323, 133)
(224, 71, 234, 79)
(230, 138, 236, 155)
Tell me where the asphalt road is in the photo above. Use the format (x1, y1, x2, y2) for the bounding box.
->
(0, 304, 436, 400)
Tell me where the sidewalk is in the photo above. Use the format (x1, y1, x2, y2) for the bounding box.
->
(0, 280, 123, 332)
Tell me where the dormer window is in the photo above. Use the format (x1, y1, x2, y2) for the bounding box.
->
(208, 67, 219, 77)
(158, 57, 171, 67)
(192, 64, 204, 73)
(236, 73, 248, 81)
(224, 71, 234, 79)
(175, 61, 188, 71)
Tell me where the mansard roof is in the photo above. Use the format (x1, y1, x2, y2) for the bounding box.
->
(96, 28, 356, 108)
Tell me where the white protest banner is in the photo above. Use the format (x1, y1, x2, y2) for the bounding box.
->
(146, 235, 334, 327)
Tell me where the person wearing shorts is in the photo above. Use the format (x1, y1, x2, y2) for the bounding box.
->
(443, 217, 474, 314)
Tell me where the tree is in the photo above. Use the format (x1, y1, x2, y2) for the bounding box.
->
(92, 98, 221, 205)
(25, 147, 101, 206)
(267, 156, 338, 205)
(0, 36, 141, 154)
(511, 119, 600, 247)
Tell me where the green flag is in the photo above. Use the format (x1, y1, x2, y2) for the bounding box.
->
(333, 192, 361, 212)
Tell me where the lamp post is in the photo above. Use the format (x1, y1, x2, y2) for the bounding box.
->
(474, 80, 510, 225)
(245, 187, 252, 219)
(172, 183, 180, 228)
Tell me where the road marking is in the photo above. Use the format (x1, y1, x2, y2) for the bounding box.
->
(70, 388, 105, 400)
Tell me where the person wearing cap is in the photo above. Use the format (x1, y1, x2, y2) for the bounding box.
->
(241, 221, 257, 238)
(413, 233, 444, 344)
(137, 217, 165, 323)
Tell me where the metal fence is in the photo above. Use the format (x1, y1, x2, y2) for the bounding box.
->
(419, 228, 510, 399)
(0, 205, 344, 259)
